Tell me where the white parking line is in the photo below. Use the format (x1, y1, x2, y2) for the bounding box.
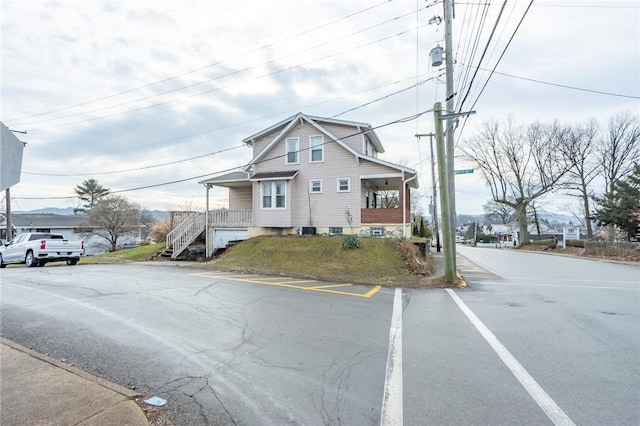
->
(380, 288, 403, 426)
(446, 289, 576, 426)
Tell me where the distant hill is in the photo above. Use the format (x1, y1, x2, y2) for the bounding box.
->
(14, 208, 169, 221)
(15, 207, 75, 215)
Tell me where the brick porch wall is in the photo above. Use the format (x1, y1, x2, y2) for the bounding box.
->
(361, 184, 411, 224)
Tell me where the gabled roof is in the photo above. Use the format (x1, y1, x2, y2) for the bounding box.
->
(244, 112, 385, 164)
(2, 214, 88, 228)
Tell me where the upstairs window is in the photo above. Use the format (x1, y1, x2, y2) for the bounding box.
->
(309, 135, 324, 163)
(286, 137, 299, 164)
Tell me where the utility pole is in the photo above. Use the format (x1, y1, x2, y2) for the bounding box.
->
(416, 133, 440, 252)
(5, 188, 12, 242)
(443, 0, 457, 272)
(434, 103, 454, 281)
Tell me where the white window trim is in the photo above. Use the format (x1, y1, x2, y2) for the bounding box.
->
(260, 181, 287, 209)
(285, 137, 299, 165)
(309, 135, 324, 163)
(309, 179, 322, 193)
(337, 178, 350, 192)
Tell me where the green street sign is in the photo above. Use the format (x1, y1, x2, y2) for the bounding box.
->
(455, 168, 474, 175)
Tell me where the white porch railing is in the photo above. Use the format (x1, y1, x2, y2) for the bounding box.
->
(166, 209, 252, 259)
(208, 209, 252, 227)
(166, 212, 206, 259)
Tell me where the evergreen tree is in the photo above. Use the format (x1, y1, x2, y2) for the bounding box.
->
(74, 179, 110, 214)
(592, 164, 640, 241)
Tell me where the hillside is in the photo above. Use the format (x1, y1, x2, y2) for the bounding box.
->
(202, 235, 435, 287)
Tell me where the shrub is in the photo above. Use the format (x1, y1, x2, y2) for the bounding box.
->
(149, 219, 171, 242)
(566, 239, 585, 248)
(532, 238, 555, 246)
(342, 234, 363, 250)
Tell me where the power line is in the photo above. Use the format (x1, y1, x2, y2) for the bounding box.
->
(24, 21, 432, 131)
(12, 6, 428, 129)
(22, 145, 246, 176)
(456, 0, 508, 113)
(22, 73, 441, 177)
(7, 1, 393, 123)
(467, 66, 640, 100)
(467, 1, 536, 112)
(14, 110, 434, 200)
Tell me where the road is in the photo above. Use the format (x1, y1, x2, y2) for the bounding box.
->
(0, 249, 638, 425)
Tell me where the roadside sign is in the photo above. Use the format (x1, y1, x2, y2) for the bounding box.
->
(563, 226, 580, 248)
(455, 169, 474, 175)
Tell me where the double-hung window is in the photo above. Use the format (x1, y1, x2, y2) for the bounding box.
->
(286, 137, 299, 164)
(261, 181, 286, 209)
(309, 135, 324, 163)
(337, 178, 350, 192)
(310, 179, 322, 193)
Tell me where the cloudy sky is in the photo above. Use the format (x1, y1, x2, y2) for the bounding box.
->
(2, 0, 638, 215)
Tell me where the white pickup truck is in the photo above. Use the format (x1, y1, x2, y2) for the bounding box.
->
(0, 233, 85, 268)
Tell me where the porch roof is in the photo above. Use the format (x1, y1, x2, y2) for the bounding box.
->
(199, 171, 250, 188)
(250, 170, 299, 181)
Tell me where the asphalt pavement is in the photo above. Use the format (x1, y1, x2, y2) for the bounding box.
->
(0, 337, 149, 425)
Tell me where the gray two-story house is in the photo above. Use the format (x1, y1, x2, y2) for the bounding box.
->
(167, 113, 418, 258)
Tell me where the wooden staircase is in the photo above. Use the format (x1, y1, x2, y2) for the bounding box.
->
(165, 212, 206, 259)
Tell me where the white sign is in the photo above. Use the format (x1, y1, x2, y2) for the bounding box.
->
(563, 227, 580, 248)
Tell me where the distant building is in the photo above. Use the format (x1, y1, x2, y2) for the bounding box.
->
(0, 213, 142, 255)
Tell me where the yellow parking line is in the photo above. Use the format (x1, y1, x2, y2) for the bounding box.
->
(306, 283, 353, 290)
(190, 272, 380, 298)
(363, 285, 382, 298)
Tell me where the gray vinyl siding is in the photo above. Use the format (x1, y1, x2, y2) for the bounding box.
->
(357, 159, 402, 176)
(250, 121, 404, 229)
(320, 122, 367, 155)
(229, 187, 252, 209)
(252, 128, 283, 157)
(252, 180, 293, 227)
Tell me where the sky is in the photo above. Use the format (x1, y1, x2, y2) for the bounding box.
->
(1, 0, 638, 216)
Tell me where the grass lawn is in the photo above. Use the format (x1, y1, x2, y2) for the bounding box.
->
(81, 242, 166, 264)
(202, 235, 433, 286)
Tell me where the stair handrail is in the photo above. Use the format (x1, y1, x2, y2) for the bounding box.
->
(166, 211, 201, 249)
(171, 213, 205, 258)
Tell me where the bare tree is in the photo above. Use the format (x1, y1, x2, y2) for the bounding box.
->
(379, 190, 399, 208)
(86, 195, 141, 251)
(597, 111, 640, 240)
(482, 199, 516, 224)
(461, 118, 569, 245)
(599, 111, 640, 195)
(559, 120, 600, 238)
(596, 111, 640, 240)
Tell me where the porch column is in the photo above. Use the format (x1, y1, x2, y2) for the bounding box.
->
(205, 185, 210, 258)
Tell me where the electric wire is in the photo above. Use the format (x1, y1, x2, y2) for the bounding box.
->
(456, 0, 508, 113)
(22, 73, 442, 177)
(7, 1, 393, 123)
(25, 21, 432, 131)
(12, 6, 429, 129)
(13, 110, 435, 200)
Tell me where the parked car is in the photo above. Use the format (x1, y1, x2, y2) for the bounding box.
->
(0, 233, 85, 268)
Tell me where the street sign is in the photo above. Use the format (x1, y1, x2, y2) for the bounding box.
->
(455, 169, 474, 175)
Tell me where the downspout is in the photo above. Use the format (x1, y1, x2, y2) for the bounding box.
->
(402, 173, 417, 239)
(205, 184, 210, 258)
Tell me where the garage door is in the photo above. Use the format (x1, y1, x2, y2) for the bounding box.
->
(213, 228, 248, 249)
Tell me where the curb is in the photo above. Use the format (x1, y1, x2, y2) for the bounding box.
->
(1, 337, 141, 399)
